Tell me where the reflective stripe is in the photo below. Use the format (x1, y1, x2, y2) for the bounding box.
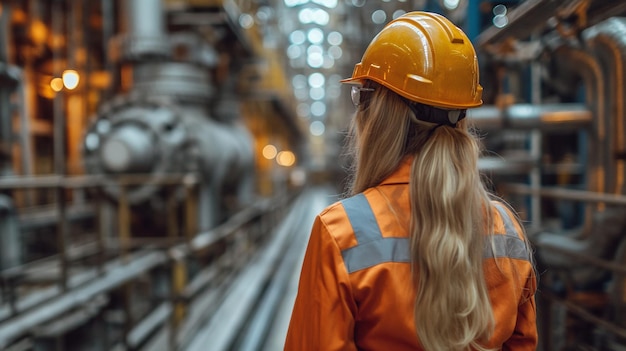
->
(340, 194, 407, 273)
(488, 204, 530, 261)
(340, 194, 530, 274)
(342, 238, 410, 273)
(341, 193, 383, 244)
(483, 235, 529, 261)
(494, 203, 517, 237)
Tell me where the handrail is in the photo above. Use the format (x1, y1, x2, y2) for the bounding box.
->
(501, 182, 626, 205)
(0, 173, 199, 189)
(0, 192, 290, 348)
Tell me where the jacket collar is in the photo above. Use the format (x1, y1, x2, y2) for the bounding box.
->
(379, 156, 413, 186)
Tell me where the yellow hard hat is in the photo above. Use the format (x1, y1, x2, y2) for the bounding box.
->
(341, 11, 483, 109)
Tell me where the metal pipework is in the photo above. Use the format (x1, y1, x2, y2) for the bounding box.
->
(584, 18, 626, 194)
(83, 96, 191, 204)
(82, 95, 254, 228)
(0, 194, 20, 270)
(83, 0, 254, 231)
(113, 0, 170, 62)
(133, 62, 214, 104)
(0, 3, 20, 176)
(552, 45, 606, 196)
(0, 2, 9, 63)
(468, 103, 592, 131)
(476, 0, 563, 48)
(476, 0, 626, 50)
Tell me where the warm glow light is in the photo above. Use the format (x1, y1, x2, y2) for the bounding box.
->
(276, 151, 296, 167)
(29, 20, 48, 45)
(262, 144, 278, 159)
(50, 77, 64, 92)
(62, 70, 80, 90)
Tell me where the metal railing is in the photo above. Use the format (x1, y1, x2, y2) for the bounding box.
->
(0, 173, 293, 350)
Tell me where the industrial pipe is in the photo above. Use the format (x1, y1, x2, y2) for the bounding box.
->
(0, 195, 20, 270)
(116, 0, 170, 62)
(469, 103, 592, 131)
(584, 18, 626, 195)
(0, 3, 19, 176)
(552, 45, 606, 195)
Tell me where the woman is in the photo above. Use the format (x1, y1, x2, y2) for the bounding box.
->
(285, 11, 537, 351)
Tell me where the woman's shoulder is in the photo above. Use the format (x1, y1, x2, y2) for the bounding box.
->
(315, 192, 375, 250)
(318, 190, 373, 219)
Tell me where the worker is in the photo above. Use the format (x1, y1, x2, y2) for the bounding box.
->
(284, 11, 537, 351)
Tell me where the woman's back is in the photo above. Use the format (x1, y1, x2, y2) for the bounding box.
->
(285, 159, 536, 350)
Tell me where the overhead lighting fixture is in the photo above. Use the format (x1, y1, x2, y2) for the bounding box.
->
(284, 0, 309, 7)
(312, 0, 337, 9)
(307, 28, 324, 44)
(310, 87, 325, 100)
(493, 4, 507, 16)
(298, 8, 329, 25)
(262, 145, 278, 159)
(287, 44, 303, 59)
(327, 31, 343, 46)
(62, 70, 80, 90)
(443, 0, 460, 10)
(493, 14, 508, 28)
(310, 121, 326, 136)
(50, 77, 64, 92)
(393, 9, 406, 20)
(276, 151, 296, 167)
(311, 101, 326, 117)
(306, 45, 325, 68)
(371, 10, 387, 24)
(328, 45, 342, 59)
(239, 13, 254, 28)
(292, 74, 308, 89)
(308, 72, 325, 87)
(493, 5, 509, 28)
(289, 30, 306, 45)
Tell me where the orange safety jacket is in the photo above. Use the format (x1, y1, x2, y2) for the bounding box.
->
(285, 158, 537, 350)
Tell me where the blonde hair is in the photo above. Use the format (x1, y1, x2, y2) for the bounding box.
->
(347, 81, 497, 350)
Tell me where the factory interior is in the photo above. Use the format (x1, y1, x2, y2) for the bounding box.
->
(1, 0, 626, 350)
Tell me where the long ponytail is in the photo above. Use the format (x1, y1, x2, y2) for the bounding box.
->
(410, 121, 495, 351)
